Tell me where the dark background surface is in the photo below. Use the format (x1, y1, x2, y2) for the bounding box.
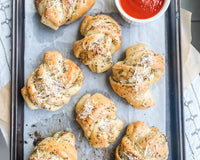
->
(182, 0, 200, 52)
(0, 131, 9, 159)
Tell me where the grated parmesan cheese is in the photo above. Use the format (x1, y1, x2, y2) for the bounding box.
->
(79, 101, 94, 120)
(47, 0, 62, 9)
(123, 151, 139, 160)
(37, 149, 40, 160)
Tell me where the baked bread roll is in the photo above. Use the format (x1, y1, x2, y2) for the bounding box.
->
(116, 121, 169, 160)
(73, 15, 122, 73)
(76, 93, 124, 148)
(35, 0, 95, 30)
(29, 131, 77, 160)
(109, 43, 164, 109)
(21, 51, 84, 111)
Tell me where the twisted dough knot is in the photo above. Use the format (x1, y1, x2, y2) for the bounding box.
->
(74, 15, 122, 73)
(116, 121, 169, 160)
(76, 93, 123, 148)
(35, 0, 95, 30)
(110, 44, 165, 109)
(21, 51, 84, 111)
(29, 131, 77, 160)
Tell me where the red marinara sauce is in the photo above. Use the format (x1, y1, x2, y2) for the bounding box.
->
(119, 0, 165, 19)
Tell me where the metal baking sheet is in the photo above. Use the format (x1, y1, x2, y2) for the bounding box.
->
(11, 0, 185, 159)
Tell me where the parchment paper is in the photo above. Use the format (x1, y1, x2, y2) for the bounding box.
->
(24, 0, 166, 159)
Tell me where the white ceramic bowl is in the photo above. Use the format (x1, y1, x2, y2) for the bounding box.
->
(115, 0, 171, 25)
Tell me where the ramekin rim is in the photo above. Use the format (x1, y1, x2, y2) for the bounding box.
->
(115, 0, 171, 23)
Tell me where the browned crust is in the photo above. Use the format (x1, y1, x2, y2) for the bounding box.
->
(35, 0, 95, 30)
(109, 43, 165, 109)
(29, 131, 77, 160)
(21, 51, 84, 111)
(76, 93, 124, 148)
(115, 121, 169, 160)
(73, 15, 121, 73)
(67, 0, 96, 25)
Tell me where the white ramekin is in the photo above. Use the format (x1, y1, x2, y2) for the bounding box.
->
(115, 0, 171, 25)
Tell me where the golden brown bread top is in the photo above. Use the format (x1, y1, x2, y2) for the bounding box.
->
(35, 0, 95, 30)
(73, 15, 122, 73)
(116, 121, 169, 160)
(76, 93, 124, 148)
(29, 131, 77, 160)
(21, 51, 84, 111)
(110, 43, 165, 109)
